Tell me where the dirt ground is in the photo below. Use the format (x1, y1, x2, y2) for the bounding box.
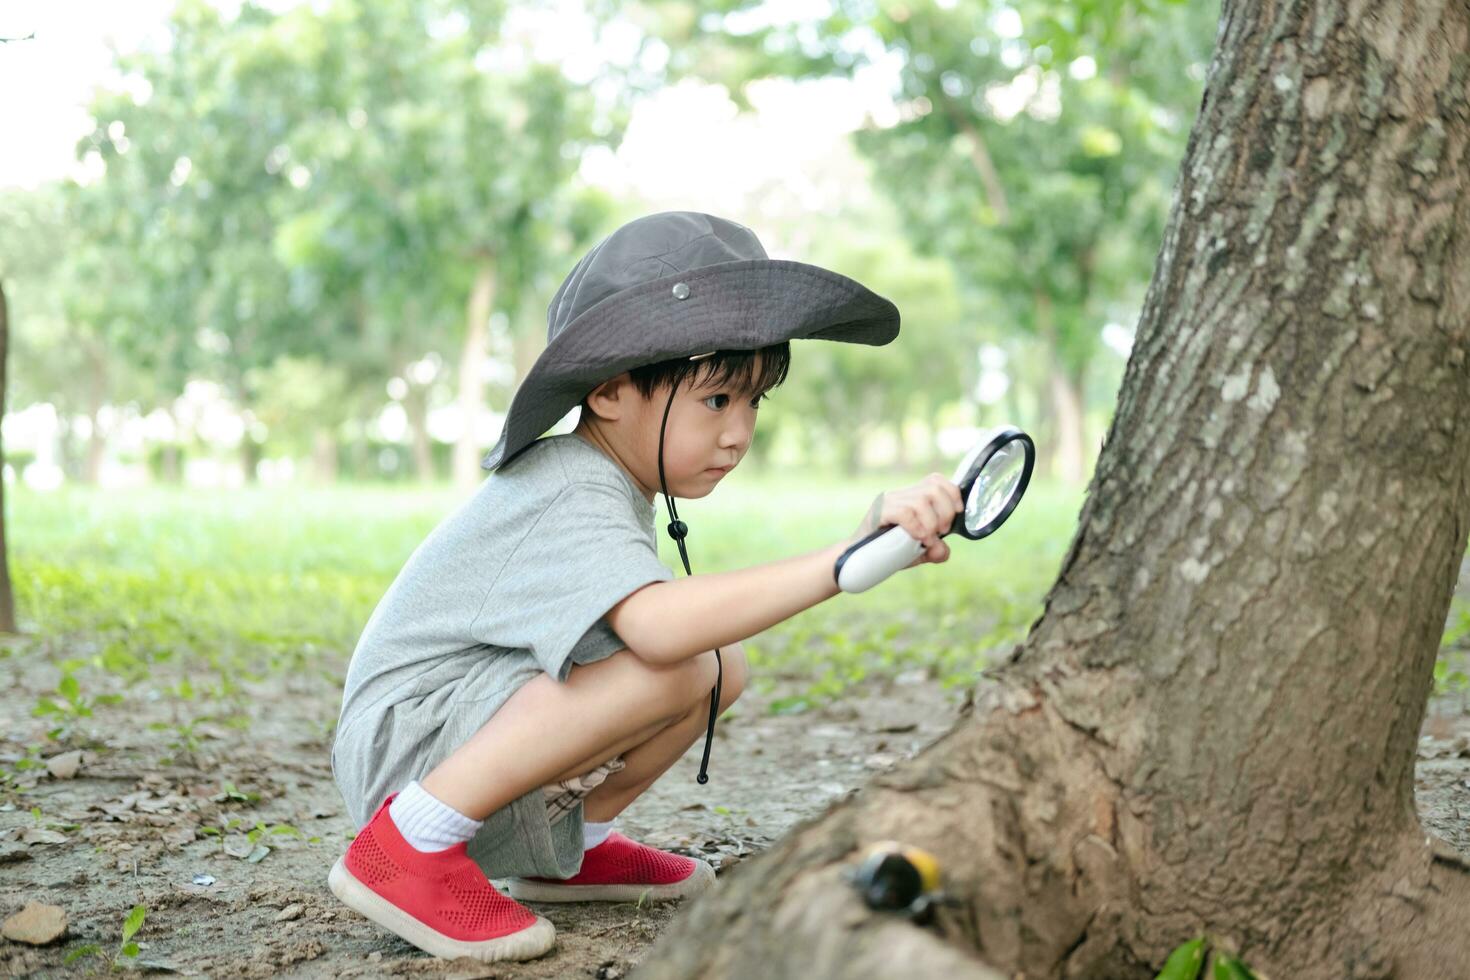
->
(0, 636, 977, 979)
(2, 637, 1469, 979)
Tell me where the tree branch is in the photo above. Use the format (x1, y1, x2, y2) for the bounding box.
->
(939, 95, 1010, 225)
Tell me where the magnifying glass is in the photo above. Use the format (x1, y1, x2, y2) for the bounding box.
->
(833, 425, 1036, 594)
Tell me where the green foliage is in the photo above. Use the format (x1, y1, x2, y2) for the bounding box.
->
(646, 0, 1222, 476)
(1436, 598, 1470, 706)
(3, 0, 639, 478)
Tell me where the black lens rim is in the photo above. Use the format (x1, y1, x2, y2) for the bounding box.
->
(948, 427, 1034, 541)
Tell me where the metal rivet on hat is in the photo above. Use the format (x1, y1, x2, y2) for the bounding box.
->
(672, 281, 690, 300)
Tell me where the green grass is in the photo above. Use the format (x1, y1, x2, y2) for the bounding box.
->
(6, 469, 1469, 743)
(5, 472, 1085, 713)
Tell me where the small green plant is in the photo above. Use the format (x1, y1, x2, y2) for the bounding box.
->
(246, 820, 302, 843)
(217, 781, 260, 804)
(5, 743, 44, 781)
(33, 673, 119, 722)
(63, 903, 147, 970)
(149, 715, 212, 767)
(1156, 937, 1263, 979)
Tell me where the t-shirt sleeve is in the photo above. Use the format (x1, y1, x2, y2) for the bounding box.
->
(469, 482, 675, 682)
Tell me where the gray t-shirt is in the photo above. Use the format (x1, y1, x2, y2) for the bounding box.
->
(331, 432, 676, 859)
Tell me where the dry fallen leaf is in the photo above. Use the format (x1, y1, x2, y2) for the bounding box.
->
(1, 902, 67, 945)
(161, 825, 196, 848)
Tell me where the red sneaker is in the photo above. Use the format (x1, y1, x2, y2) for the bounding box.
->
(328, 796, 555, 962)
(505, 831, 716, 903)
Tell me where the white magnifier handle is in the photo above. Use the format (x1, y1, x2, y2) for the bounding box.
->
(834, 524, 926, 594)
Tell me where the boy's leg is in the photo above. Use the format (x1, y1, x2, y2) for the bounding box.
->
(582, 645, 747, 821)
(420, 646, 731, 820)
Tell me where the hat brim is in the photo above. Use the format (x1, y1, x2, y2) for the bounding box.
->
(480, 259, 899, 471)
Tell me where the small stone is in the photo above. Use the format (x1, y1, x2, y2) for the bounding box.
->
(45, 751, 83, 780)
(223, 836, 254, 859)
(274, 903, 304, 922)
(367, 951, 383, 962)
(2, 902, 68, 945)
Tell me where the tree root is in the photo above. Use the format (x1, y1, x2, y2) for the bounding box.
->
(629, 676, 1470, 980)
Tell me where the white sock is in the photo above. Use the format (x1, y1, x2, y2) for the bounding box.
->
(389, 781, 482, 852)
(583, 817, 616, 851)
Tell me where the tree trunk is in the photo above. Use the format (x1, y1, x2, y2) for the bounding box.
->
(634, 3, 1470, 978)
(512, 321, 543, 388)
(159, 443, 181, 484)
(453, 258, 496, 489)
(239, 435, 260, 485)
(1037, 291, 1088, 484)
(310, 428, 338, 484)
(404, 386, 434, 483)
(83, 342, 108, 485)
(0, 279, 16, 634)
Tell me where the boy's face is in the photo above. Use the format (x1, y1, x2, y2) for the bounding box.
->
(576, 354, 766, 503)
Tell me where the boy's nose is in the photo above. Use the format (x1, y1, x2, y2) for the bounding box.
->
(721, 415, 755, 451)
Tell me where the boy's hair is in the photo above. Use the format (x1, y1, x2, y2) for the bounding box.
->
(581, 342, 791, 409)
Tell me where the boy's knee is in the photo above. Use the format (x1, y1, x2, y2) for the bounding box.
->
(716, 643, 747, 712)
(625, 643, 747, 719)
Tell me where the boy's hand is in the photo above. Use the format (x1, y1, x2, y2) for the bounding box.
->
(847, 474, 965, 567)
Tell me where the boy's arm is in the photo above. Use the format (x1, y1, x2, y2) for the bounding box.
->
(607, 540, 852, 666)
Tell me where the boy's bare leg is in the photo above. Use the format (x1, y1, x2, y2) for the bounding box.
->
(419, 646, 742, 820)
(581, 648, 747, 822)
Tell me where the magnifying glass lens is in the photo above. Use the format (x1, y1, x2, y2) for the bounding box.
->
(965, 441, 1026, 532)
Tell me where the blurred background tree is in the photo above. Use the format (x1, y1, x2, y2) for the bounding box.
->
(635, 0, 1215, 480)
(0, 0, 1218, 490)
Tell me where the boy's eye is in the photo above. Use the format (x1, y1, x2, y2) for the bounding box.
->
(704, 393, 767, 411)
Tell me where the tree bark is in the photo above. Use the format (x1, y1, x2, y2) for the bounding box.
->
(0, 279, 16, 633)
(634, 2, 1470, 978)
(453, 258, 496, 489)
(1038, 290, 1088, 484)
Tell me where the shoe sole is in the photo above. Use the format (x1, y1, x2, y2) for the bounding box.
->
(505, 857, 716, 903)
(328, 856, 556, 962)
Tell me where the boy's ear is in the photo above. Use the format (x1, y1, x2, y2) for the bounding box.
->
(582, 371, 634, 421)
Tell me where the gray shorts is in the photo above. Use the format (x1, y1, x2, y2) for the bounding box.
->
(331, 647, 621, 880)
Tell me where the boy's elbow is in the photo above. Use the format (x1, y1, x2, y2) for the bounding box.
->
(607, 583, 673, 664)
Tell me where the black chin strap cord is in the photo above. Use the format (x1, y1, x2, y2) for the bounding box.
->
(658, 367, 722, 785)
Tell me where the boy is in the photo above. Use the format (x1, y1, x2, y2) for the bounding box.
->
(328, 211, 964, 962)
